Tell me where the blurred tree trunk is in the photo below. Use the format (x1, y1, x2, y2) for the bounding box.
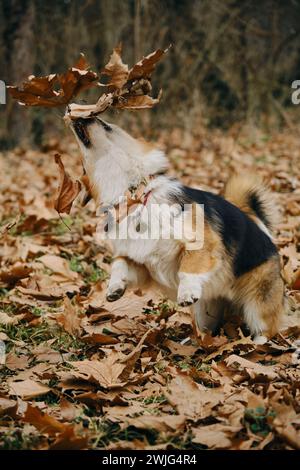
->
(6, 0, 35, 145)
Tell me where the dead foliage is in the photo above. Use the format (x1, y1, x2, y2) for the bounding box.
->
(0, 127, 299, 450)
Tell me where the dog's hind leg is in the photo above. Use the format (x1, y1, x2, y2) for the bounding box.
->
(107, 257, 149, 301)
(234, 255, 286, 341)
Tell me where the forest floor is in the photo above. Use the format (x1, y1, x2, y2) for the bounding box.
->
(0, 126, 299, 450)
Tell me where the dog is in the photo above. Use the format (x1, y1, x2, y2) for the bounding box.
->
(68, 116, 286, 342)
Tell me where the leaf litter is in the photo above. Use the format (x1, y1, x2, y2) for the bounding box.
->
(0, 122, 299, 449)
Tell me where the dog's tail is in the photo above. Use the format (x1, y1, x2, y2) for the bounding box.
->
(224, 174, 278, 234)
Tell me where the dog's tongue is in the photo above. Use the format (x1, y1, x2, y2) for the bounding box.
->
(66, 93, 114, 120)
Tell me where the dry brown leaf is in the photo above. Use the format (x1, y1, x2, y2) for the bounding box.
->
(55, 296, 82, 336)
(49, 426, 88, 450)
(191, 423, 241, 449)
(128, 47, 169, 81)
(67, 46, 169, 118)
(101, 44, 129, 90)
(69, 350, 128, 389)
(8, 54, 98, 107)
(126, 414, 186, 433)
(204, 332, 254, 361)
(225, 354, 277, 380)
(9, 379, 51, 399)
(53, 154, 81, 214)
(165, 372, 223, 420)
(22, 403, 66, 435)
(38, 254, 78, 281)
(60, 398, 78, 422)
(5, 353, 30, 370)
(0, 311, 19, 325)
(0, 396, 17, 417)
(114, 93, 162, 110)
(0, 263, 32, 286)
(164, 338, 198, 357)
(67, 93, 113, 119)
(270, 402, 300, 449)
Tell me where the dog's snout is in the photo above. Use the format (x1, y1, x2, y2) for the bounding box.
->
(73, 117, 93, 147)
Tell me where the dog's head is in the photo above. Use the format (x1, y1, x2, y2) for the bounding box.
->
(66, 115, 169, 184)
(67, 116, 146, 163)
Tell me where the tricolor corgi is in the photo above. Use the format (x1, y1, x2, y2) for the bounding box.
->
(68, 116, 286, 342)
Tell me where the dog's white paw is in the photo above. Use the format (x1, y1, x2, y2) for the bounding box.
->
(253, 335, 268, 345)
(106, 282, 126, 302)
(177, 287, 200, 307)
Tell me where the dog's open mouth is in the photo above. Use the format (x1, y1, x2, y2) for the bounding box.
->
(73, 118, 92, 147)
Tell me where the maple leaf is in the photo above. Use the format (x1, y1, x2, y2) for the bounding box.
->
(128, 48, 168, 81)
(53, 153, 81, 214)
(8, 46, 170, 118)
(100, 44, 129, 90)
(8, 54, 98, 107)
(55, 296, 82, 336)
(8, 379, 51, 399)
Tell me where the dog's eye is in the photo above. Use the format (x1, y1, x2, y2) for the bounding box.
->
(98, 118, 112, 132)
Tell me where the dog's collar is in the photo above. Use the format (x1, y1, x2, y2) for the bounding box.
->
(98, 175, 154, 228)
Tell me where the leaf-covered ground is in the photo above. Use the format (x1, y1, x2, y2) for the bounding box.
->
(0, 127, 299, 450)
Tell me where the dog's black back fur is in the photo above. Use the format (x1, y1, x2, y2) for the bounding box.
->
(180, 186, 278, 277)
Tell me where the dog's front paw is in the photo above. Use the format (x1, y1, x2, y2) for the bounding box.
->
(177, 289, 199, 307)
(106, 283, 126, 302)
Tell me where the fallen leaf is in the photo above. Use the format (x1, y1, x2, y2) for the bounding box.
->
(38, 254, 78, 281)
(9, 379, 51, 399)
(22, 403, 66, 435)
(0, 396, 17, 417)
(225, 354, 277, 380)
(165, 372, 223, 420)
(55, 296, 82, 336)
(126, 414, 185, 432)
(69, 350, 128, 389)
(191, 423, 241, 449)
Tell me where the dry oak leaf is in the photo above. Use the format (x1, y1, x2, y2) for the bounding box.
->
(60, 397, 79, 422)
(101, 44, 129, 90)
(67, 46, 169, 118)
(128, 48, 169, 81)
(22, 403, 67, 435)
(53, 154, 81, 214)
(8, 378, 51, 399)
(164, 339, 198, 357)
(191, 423, 241, 449)
(165, 373, 223, 420)
(69, 350, 128, 389)
(55, 296, 82, 336)
(292, 269, 300, 290)
(126, 415, 186, 433)
(38, 254, 78, 281)
(49, 426, 88, 450)
(0, 311, 19, 325)
(270, 402, 300, 450)
(203, 331, 254, 361)
(0, 396, 17, 417)
(8, 54, 98, 107)
(224, 354, 277, 381)
(0, 263, 32, 286)
(66, 93, 113, 119)
(5, 353, 30, 370)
